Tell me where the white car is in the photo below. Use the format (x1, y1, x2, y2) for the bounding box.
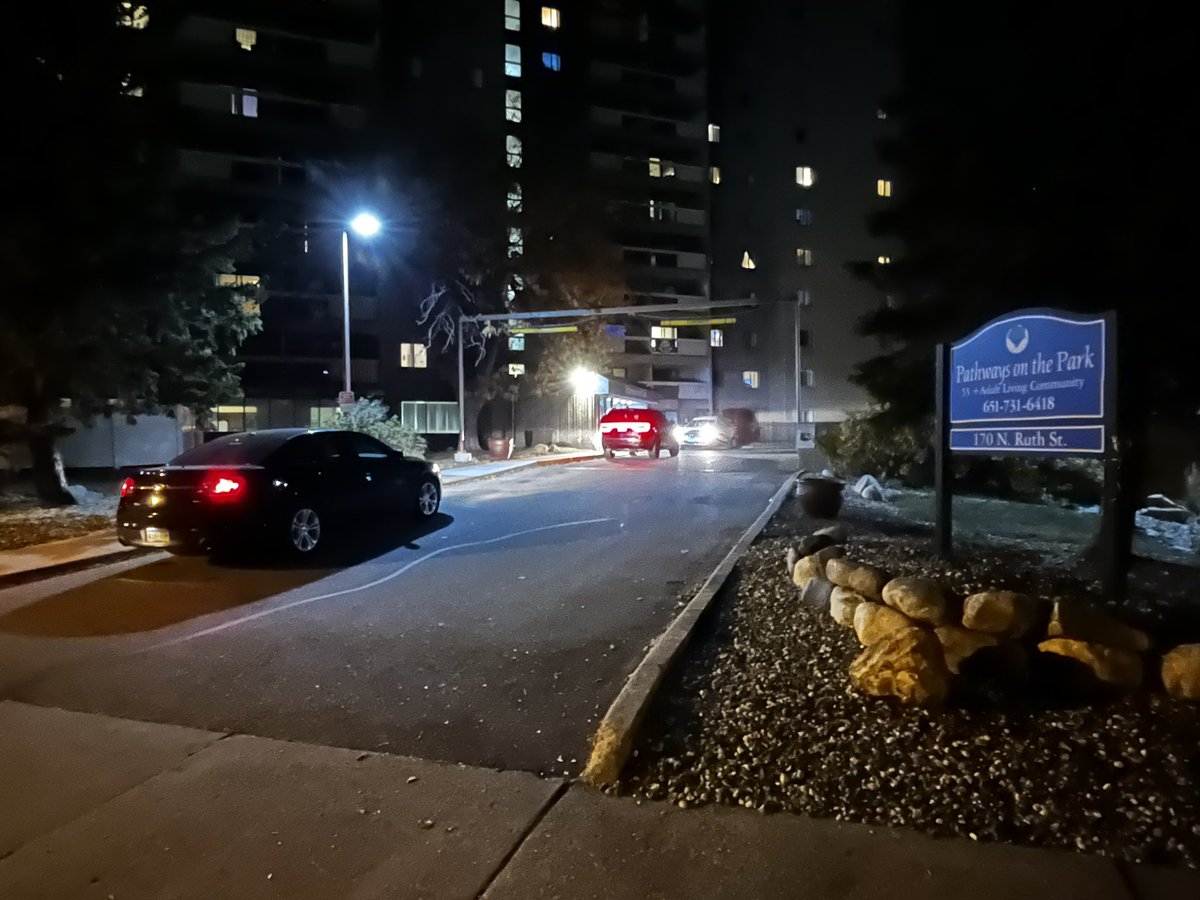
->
(673, 416, 734, 448)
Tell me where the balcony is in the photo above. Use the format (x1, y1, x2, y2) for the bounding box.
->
(589, 107, 708, 154)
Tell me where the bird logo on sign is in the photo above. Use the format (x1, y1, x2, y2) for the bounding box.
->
(1005, 324, 1030, 354)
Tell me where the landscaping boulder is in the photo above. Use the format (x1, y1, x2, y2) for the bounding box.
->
(853, 601, 915, 647)
(1161, 644, 1200, 700)
(849, 626, 950, 706)
(830, 586, 866, 627)
(854, 474, 886, 502)
(813, 545, 846, 568)
(800, 576, 836, 610)
(934, 625, 1000, 675)
(826, 558, 888, 601)
(797, 532, 835, 557)
(962, 590, 1039, 638)
(881, 576, 951, 626)
(791, 555, 824, 588)
(1046, 601, 1151, 652)
(1037, 638, 1143, 688)
(1140, 505, 1191, 524)
(533, 443, 551, 455)
(813, 524, 847, 544)
(784, 547, 798, 577)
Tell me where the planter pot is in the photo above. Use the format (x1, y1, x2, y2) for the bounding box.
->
(488, 438, 514, 461)
(798, 475, 845, 519)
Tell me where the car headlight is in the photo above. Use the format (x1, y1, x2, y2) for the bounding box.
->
(430, 463, 442, 477)
(671, 426, 684, 442)
(699, 424, 718, 443)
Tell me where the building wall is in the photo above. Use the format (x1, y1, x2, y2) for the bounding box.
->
(708, 0, 900, 444)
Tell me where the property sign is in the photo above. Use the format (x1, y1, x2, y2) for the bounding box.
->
(508, 335, 525, 351)
(948, 310, 1108, 455)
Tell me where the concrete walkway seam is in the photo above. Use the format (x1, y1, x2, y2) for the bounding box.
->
(581, 471, 800, 786)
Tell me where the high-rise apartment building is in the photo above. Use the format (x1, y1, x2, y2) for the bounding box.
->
(707, 0, 900, 444)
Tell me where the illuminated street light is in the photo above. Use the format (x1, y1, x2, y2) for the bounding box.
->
(570, 368, 600, 396)
(341, 213, 382, 399)
(349, 211, 382, 238)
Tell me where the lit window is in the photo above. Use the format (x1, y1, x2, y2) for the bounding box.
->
(877, 256, 892, 264)
(506, 134, 523, 168)
(743, 371, 760, 389)
(400, 343, 428, 369)
(651, 326, 678, 340)
(542, 51, 561, 71)
(800, 369, 815, 387)
(648, 157, 675, 178)
(507, 226, 524, 257)
(507, 183, 523, 211)
(216, 274, 262, 287)
(231, 88, 258, 118)
(796, 166, 815, 187)
(707, 123, 721, 142)
(117, 3, 149, 28)
(740, 250, 756, 270)
(877, 108, 888, 120)
(541, 6, 561, 28)
(505, 89, 522, 122)
(877, 179, 892, 197)
(709, 165, 721, 184)
(120, 74, 144, 98)
(504, 44, 521, 77)
(796, 248, 813, 266)
(505, 0, 520, 30)
(710, 329, 724, 348)
(235, 27, 257, 51)
(797, 289, 812, 306)
(795, 208, 812, 225)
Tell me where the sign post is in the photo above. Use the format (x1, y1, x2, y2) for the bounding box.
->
(935, 309, 1121, 595)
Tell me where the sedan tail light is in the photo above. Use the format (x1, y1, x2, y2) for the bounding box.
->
(197, 471, 247, 503)
(119, 477, 135, 498)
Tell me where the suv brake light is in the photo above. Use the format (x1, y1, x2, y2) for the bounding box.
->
(600, 421, 651, 433)
(119, 477, 135, 498)
(198, 471, 247, 503)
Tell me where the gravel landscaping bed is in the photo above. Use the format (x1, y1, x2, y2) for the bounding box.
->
(0, 487, 117, 551)
(618, 494, 1200, 867)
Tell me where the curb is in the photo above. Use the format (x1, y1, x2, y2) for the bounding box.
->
(581, 471, 800, 786)
(440, 452, 601, 488)
(0, 545, 155, 589)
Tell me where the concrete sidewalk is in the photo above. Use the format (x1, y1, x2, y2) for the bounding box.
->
(0, 530, 143, 586)
(438, 450, 601, 485)
(3, 701, 1196, 900)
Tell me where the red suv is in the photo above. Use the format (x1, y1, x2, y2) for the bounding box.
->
(599, 408, 680, 460)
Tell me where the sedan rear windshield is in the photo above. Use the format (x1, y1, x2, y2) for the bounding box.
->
(170, 434, 287, 466)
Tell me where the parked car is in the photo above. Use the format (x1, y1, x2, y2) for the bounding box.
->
(673, 415, 735, 448)
(116, 429, 441, 557)
(599, 408, 680, 460)
(720, 407, 761, 446)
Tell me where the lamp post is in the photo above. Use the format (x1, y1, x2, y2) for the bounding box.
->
(340, 211, 382, 399)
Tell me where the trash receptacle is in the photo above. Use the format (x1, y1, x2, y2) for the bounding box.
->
(488, 438, 514, 460)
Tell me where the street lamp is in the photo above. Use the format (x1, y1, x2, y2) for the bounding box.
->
(340, 211, 382, 399)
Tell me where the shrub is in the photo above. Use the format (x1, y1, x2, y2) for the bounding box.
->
(817, 411, 932, 483)
(331, 399, 427, 457)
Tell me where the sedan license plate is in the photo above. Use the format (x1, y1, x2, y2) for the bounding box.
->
(141, 527, 170, 547)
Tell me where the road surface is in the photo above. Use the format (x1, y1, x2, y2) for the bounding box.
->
(0, 449, 793, 774)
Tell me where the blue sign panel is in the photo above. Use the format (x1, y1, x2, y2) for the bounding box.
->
(950, 426, 1104, 455)
(948, 310, 1108, 456)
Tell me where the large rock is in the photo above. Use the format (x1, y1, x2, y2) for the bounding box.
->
(1046, 601, 1151, 652)
(800, 576, 836, 610)
(797, 532, 835, 557)
(854, 474, 887, 502)
(813, 545, 846, 569)
(881, 577, 951, 626)
(853, 601, 915, 647)
(791, 554, 824, 588)
(813, 524, 847, 545)
(1140, 506, 1191, 524)
(849, 626, 951, 706)
(934, 625, 1000, 674)
(962, 590, 1039, 638)
(830, 586, 866, 627)
(1161, 644, 1200, 700)
(1037, 638, 1143, 688)
(826, 558, 888, 601)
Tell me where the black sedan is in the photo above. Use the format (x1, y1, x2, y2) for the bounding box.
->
(116, 429, 442, 557)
